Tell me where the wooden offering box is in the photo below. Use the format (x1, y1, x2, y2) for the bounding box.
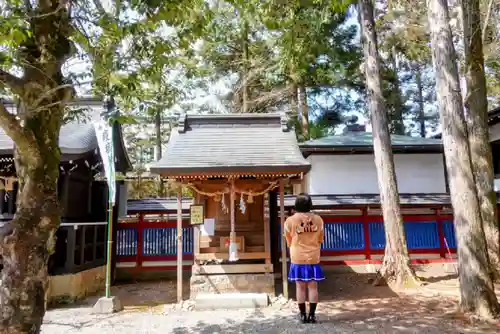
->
(219, 236, 245, 252)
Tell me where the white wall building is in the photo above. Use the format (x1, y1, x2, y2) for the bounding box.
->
(299, 124, 446, 195)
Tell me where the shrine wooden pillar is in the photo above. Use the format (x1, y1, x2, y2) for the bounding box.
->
(177, 185, 183, 303)
(279, 179, 288, 299)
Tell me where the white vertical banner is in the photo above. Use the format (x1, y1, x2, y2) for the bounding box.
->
(94, 121, 116, 205)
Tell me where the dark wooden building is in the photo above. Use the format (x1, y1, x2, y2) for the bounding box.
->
(0, 98, 132, 275)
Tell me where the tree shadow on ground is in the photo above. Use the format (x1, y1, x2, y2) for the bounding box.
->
(169, 292, 500, 334)
(276, 272, 399, 302)
(420, 273, 458, 284)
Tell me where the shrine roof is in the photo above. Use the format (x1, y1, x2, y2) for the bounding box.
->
(149, 113, 311, 178)
(0, 97, 132, 172)
(300, 130, 443, 155)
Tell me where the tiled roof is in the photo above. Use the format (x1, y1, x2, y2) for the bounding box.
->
(300, 131, 442, 150)
(150, 113, 311, 176)
(124, 193, 464, 214)
(0, 99, 104, 156)
(280, 193, 454, 208)
(127, 198, 192, 213)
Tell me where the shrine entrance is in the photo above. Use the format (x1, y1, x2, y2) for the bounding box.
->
(149, 113, 310, 304)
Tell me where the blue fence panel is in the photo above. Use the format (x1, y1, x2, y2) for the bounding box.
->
(322, 222, 365, 251)
(117, 228, 138, 256)
(278, 222, 365, 251)
(368, 222, 385, 249)
(404, 221, 440, 249)
(183, 228, 194, 254)
(369, 221, 442, 250)
(142, 227, 193, 256)
(442, 220, 456, 249)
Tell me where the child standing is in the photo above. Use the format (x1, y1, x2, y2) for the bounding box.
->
(285, 193, 325, 324)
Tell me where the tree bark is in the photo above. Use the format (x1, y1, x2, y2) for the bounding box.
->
(298, 85, 309, 140)
(427, 0, 499, 318)
(414, 64, 426, 138)
(358, 0, 418, 287)
(0, 0, 71, 331)
(460, 0, 500, 282)
(0, 101, 65, 333)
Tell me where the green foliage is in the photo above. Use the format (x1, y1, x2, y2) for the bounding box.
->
(374, 1, 439, 137)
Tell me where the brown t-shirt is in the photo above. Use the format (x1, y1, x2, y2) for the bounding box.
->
(284, 212, 324, 265)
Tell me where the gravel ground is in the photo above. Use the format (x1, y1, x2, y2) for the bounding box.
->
(42, 307, 360, 334)
(41, 273, 500, 334)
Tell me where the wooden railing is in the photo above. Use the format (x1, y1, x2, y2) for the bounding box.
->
(49, 221, 108, 275)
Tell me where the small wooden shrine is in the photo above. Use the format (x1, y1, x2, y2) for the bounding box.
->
(150, 113, 310, 301)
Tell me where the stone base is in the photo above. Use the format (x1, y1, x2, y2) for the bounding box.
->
(195, 293, 269, 310)
(190, 273, 275, 299)
(46, 266, 106, 305)
(92, 296, 123, 314)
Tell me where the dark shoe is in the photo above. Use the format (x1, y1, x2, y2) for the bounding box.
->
(308, 314, 317, 324)
(299, 313, 309, 324)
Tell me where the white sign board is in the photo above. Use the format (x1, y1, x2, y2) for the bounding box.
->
(94, 121, 116, 205)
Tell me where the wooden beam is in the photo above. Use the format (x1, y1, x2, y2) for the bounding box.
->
(177, 186, 183, 303)
(196, 252, 269, 261)
(279, 179, 288, 299)
(193, 264, 273, 275)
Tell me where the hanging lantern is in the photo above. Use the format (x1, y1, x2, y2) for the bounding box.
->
(214, 194, 221, 202)
(247, 193, 254, 204)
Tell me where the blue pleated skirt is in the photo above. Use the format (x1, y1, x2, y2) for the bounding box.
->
(288, 263, 325, 282)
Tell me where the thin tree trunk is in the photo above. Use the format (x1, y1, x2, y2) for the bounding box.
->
(290, 83, 299, 132)
(415, 64, 426, 138)
(155, 109, 163, 198)
(390, 46, 405, 135)
(155, 109, 162, 162)
(461, 0, 500, 282)
(358, 0, 418, 287)
(242, 21, 250, 113)
(298, 85, 310, 140)
(427, 0, 499, 318)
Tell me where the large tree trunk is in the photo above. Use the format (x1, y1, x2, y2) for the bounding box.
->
(0, 102, 65, 333)
(0, 0, 71, 331)
(298, 85, 309, 140)
(358, 0, 418, 287)
(460, 0, 500, 282)
(414, 64, 426, 138)
(427, 0, 499, 318)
